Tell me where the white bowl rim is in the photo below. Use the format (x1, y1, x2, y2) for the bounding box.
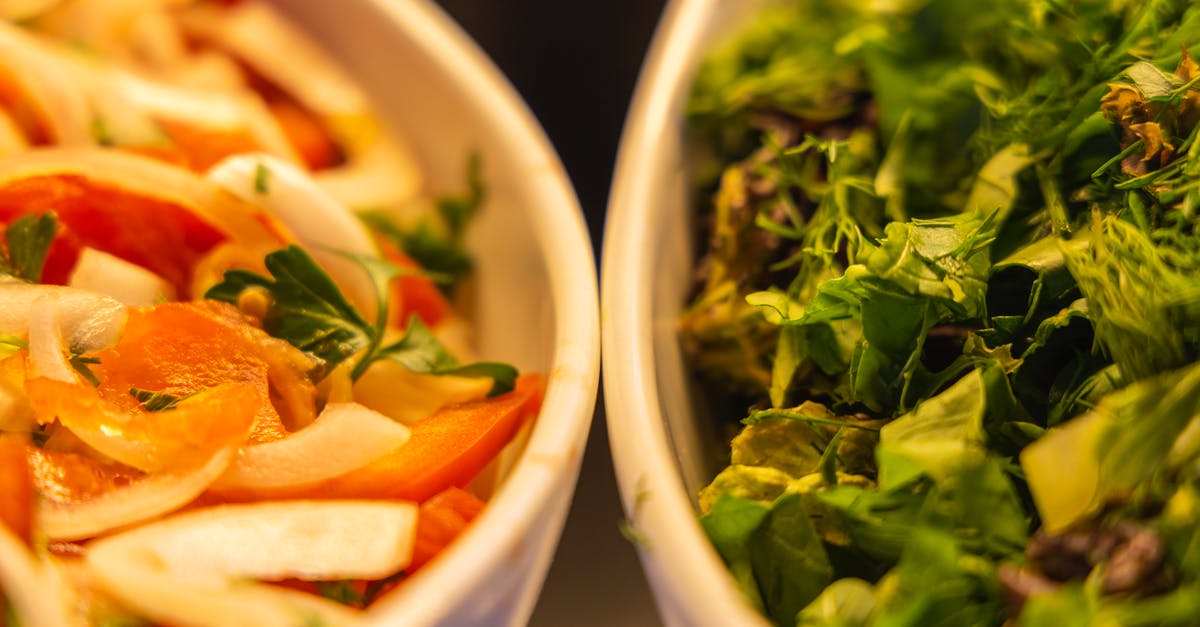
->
(601, 0, 770, 625)
(347, 1, 601, 624)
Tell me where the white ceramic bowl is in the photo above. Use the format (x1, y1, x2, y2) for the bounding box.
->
(271, 1, 600, 625)
(601, 1, 775, 626)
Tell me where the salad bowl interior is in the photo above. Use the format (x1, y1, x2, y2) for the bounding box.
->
(602, 0, 773, 625)
(271, 1, 599, 625)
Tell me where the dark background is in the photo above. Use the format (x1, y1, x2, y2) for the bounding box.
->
(431, 2, 668, 624)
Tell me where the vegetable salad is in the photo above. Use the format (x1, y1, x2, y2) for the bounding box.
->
(0, 1, 539, 625)
(685, 1, 1200, 625)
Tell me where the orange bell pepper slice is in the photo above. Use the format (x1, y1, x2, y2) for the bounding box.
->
(409, 487, 486, 573)
(0, 435, 33, 545)
(213, 374, 544, 503)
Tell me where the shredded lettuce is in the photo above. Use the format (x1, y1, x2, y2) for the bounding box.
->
(688, 0, 1200, 624)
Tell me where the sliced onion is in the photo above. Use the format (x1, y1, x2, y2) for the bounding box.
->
(180, 1, 367, 118)
(0, 21, 92, 144)
(314, 136, 425, 211)
(26, 296, 77, 383)
(39, 448, 233, 541)
(352, 359, 492, 425)
(99, 66, 301, 163)
(86, 501, 417, 627)
(68, 247, 175, 306)
(207, 153, 378, 313)
(0, 525, 79, 627)
(214, 402, 409, 491)
(0, 281, 126, 355)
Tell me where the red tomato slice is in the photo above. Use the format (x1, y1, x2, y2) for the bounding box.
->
(376, 236, 452, 328)
(0, 174, 227, 292)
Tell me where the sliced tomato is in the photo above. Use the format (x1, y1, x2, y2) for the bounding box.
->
(376, 236, 451, 328)
(0, 174, 228, 292)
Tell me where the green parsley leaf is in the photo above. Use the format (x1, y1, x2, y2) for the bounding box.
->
(0, 212, 58, 283)
(128, 388, 188, 412)
(438, 151, 484, 241)
(68, 354, 101, 387)
(0, 334, 27, 360)
(314, 580, 363, 608)
(206, 245, 376, 376)
(378, 316, 517, 396)
(254, 162, 271, 195)
(205, 245, 518, 393)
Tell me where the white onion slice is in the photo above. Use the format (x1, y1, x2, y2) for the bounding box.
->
(0, 525, 80, 627)
(215, 402, 409, 491)
(314, 135, 424, 211)
(180, 1, 367, 118)
(352, 359, 492, 425)
(86, 501, 418, 627)
(0, 22, 92, 144)
(40, 448, 232, 541)
(0, 282, 127, 354)
(26, 296, 77, 383)
(67, 247, 175, 306)
(207, 153, 378, 313)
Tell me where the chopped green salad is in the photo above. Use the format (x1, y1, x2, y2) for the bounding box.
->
(684, 1, 1200, 624)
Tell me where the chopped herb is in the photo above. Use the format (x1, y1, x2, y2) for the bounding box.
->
(377, 317, 516, 396)
(90, 116, 115, 146)
(359, 153, 485, 297)
(254, 162, 271, 194)
(68, 354, 101, 387)
(205, 245, 517, 393)
(618, 518, 650, 548)
(0, 212, 57, 283)
(360, 572, 407, 607)
(685, 0, 1200, 624)
(437, 151, 485, 241)
(314, 581, 363, 608)
(128, 388, 188, 412)
(0, 334, 27, 359)
(359, 213, 472, 297)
